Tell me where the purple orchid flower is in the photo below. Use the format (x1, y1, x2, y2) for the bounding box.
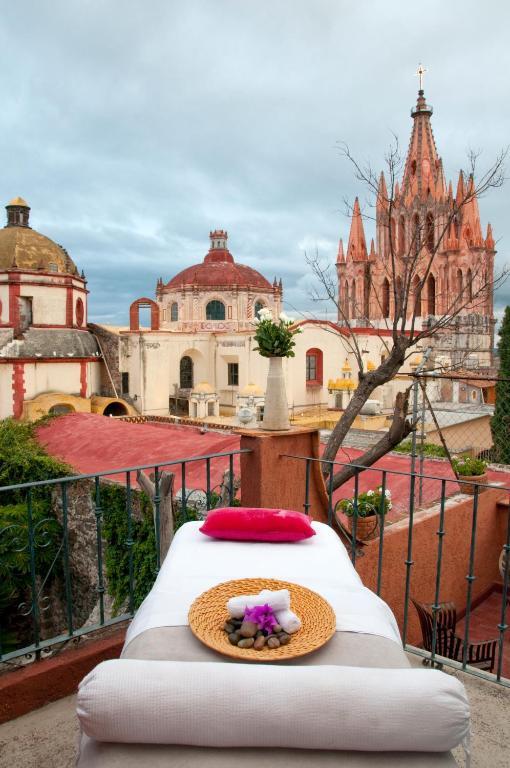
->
(243, 603, 278, 634)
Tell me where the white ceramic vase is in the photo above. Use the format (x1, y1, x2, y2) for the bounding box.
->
(262, 356, 290, 431)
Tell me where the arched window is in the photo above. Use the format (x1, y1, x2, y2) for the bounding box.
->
(170, 302, 178, 321)
(382, 278, 390, 318)
(180, 356, 193, 389)
(206, 300, 225, 320)
(398, 216, 406, 255)
(456, 269, 464, 300)
(395, 276, 403, 317)
(351, 280, 356, 319)
(466, 268, 473, 301)
(427, 274, 436, 315)
(413, 214, 421, 256)
(426, 213, 434, 252)
(306, 348, 323, 386)
(413, 275, 422, 316)
(254, 301, 265, 319)
(390, 217, 396, 250)
(343, 281, 349, 319)
(129, 297, 160, 331)
(75, 297, 84, 327)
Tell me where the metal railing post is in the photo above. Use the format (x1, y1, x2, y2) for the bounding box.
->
(125, 472, 134, 616)
(153, 466, 161, 573)
(430, 479, 447, 665)
(94, 477, 105, 626)
(61, 482, 74, 637)
(26, 488, 41, 659)
(496, 506, 510, 681)
(462, 485, 480, 669)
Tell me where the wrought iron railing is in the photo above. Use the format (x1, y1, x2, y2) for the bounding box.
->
(283, 453, 510, 688)
(2, 446, 509, 690)
(0, 449, 248, 664)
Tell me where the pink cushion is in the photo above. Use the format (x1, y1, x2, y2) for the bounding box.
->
(199, 507, 316, 542)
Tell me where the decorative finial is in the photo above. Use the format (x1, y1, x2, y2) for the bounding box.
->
(415, 63, 427, 92)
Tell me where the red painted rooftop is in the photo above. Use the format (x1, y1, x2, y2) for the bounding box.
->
(37, 414, 510, 514)
(36, 414, 241, 492)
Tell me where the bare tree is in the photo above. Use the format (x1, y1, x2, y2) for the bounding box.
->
(308, 140, 508, 492)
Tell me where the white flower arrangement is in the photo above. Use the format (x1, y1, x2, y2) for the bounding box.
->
(253, 308, 301, 358)
(337, 485, 391, 519)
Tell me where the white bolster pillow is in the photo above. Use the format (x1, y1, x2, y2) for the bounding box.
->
(77, 659, 470, 752)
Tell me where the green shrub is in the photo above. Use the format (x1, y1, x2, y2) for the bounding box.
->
(452, 456, 488, 477)
(394, 440, 447, 458)
(0, 417, 71, 504)
(0, 417, 70, 652)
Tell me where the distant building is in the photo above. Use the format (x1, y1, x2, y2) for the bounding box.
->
(0, 198, 133, 419)
(116, 230, 400, 420)
(336, 88, 496, 370)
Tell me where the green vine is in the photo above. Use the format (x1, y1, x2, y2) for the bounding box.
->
(99, 484, 157, 613)
(0, 417, 70, 652)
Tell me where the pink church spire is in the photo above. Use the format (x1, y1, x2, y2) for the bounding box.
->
(486, 222, 495, 250)
(401, 87, 442, 203)
(377, 172, 389, 212)
(462, 174, 483, 246)
(336, 238, 345, 263)
(455, 170, 465, 207)
(346, 198, 368, 261)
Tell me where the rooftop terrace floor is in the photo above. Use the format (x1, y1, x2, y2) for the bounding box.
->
(1, 657, 508, 768)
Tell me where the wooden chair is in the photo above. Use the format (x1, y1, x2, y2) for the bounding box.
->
(411, 598, 498, 673)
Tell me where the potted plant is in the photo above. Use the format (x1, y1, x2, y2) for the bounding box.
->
(253, 309, 301, 431)
(452, 456, 489, 495)
(336, 486, 391, 540)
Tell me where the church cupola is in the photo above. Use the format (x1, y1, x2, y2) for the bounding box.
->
(204, 229, 234, 264)
(210, 229, 228, 250)
(5, 197, 30, 228)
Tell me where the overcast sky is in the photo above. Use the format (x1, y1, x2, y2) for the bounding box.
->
(1, 0, 508, 326)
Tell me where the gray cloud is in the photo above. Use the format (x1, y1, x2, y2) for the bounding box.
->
(0, 0, 508, 324)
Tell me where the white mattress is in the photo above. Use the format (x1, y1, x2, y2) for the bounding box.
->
(125, 521, 401, 647)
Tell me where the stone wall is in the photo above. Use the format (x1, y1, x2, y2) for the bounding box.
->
(47, 478, 147, 638)
(88, 324, 121, 397)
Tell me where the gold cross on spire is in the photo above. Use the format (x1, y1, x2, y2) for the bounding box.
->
(415, 63, 427, 91)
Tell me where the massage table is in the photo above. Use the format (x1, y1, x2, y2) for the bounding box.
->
(77, 521, 466, 766)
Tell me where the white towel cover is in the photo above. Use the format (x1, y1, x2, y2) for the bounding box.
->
(77, 659, 470, 752)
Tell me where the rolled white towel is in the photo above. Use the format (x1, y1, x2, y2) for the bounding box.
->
(227, 588, 290, 619)
(274, 608, 301, 634)
(258, 589, 291, 612)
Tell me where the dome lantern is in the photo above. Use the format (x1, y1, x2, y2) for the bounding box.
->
(6, 197, 30, 228)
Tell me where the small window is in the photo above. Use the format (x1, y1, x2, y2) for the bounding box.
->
(48, 262, 58, 272)
(306, 348, 323, 386)
(121, 372, 129, 394)
(306, 355, 317, 381)
(170, 302, 178, 321)
(206, 300, 225, 320)
(228, 362, 239, 386)
(180, 356, 193, 389)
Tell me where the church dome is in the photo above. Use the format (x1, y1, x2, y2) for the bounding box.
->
(0, 198, 78, 275)
(164, 230, 272, 292)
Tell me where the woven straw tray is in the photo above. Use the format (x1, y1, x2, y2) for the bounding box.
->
(188, 577, 336, 662)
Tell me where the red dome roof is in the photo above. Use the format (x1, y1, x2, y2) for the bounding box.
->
(164, 231, 273, 292)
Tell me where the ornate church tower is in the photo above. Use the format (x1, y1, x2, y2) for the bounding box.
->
(337, 80, 496, 368)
